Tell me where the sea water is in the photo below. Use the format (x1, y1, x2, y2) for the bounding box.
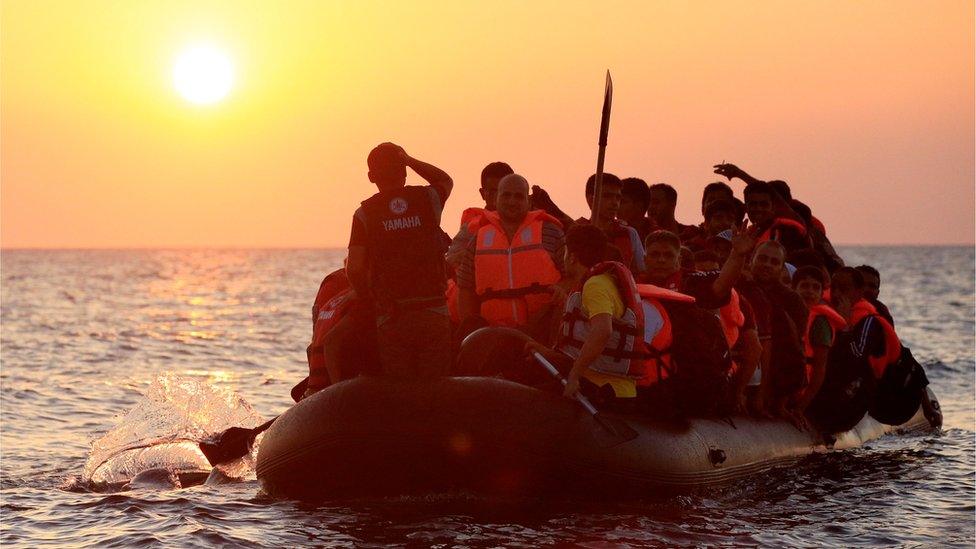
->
(1, 247, 973, 547)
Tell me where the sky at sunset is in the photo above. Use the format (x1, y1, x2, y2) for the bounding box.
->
(2, 0, 973, 248)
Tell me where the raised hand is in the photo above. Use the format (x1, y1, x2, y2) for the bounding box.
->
(713, 163, 743, 180)
(531, 185, 555, 209)
(378, 142, 408, 165)
(729, 220, 757, 258)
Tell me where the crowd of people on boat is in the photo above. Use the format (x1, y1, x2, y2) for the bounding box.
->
(301, 142, 941, 434)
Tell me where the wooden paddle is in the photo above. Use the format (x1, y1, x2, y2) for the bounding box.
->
(464, 326, 638, 444)
(529, 350, 639, 444)
(589, 70, 613, 224)
(199, 377, 308, 467)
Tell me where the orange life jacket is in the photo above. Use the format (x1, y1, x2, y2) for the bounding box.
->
(757, 217, 807, 243)
(719, 288, 746, 349)
(640, 272, 743, 349)
(802, 302, 847, 386)
(850, 299, 902, 378)
(803, 303, 847, 358)
(850, 297, 879, 323)
(558, 262, 695, 386)
(472, 210, 562, 327)
(459, 207, 487, 228)
(647, 270, 683, 292)
(446, 207, 489, 322)
(311, 269, 350, 326)
(307, 269, 354, 391)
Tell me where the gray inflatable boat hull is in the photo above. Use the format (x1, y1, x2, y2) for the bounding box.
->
(256, 377, 933, 500)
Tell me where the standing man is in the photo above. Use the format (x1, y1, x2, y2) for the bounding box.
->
(347, 142, 454, 379)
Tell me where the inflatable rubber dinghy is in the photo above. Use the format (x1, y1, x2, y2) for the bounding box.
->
(255, 375, 936, 501)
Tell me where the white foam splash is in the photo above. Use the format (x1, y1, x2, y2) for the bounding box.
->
(83, 373, 264, 486)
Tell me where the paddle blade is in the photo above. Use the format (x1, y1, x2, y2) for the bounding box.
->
(290, 377, 309, 403)
(598, 70, 613, 146)
(590, 70, 614, 222)
(593, 413, 639, 446)
(199, 426, 256, 466)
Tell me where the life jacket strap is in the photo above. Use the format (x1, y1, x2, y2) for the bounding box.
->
(559, 338, 671, 361)
(558, 308, 586, 353)
(479, 282, 551, 300)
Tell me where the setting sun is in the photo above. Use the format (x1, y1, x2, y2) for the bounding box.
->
(172, 45, 234, 105)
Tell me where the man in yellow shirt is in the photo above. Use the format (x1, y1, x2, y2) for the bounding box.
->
(527, 223, 637, 409)
(573, 259, 635, 399)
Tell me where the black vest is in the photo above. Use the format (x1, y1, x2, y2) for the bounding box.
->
(359, 186, 447, 303)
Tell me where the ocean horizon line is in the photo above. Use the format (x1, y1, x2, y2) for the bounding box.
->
(2, 243, 974, 252)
